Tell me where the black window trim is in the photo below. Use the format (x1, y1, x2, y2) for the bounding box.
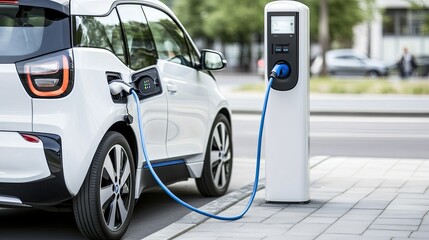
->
(15, 0, 70, 16)
(141, 4, 197, 70)
(0, 4, 71, 64)
(115, 3, 159, 70)
(71, 9, 127, 66)
(116, 6, 130, 67)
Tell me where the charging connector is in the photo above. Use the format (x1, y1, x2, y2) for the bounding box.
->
(270, 63, 290, 80)
(109, 80, 134, 95)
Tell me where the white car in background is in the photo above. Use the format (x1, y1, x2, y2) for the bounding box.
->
(0, 0, 232, 239)
(311, 48, 389, 77)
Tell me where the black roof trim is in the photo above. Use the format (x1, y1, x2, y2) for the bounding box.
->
(18, 0, 70, 15)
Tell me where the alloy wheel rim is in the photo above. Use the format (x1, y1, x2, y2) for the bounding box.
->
(210, 122, 232, 189)
(100, 145, 132, 231)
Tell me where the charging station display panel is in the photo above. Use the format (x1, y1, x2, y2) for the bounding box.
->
(267, 12, 299, 91)
(271, 16, 295, 34)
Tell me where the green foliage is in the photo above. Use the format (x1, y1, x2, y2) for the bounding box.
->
(300, 0, 369, 46)
(237, 77, 429, 95)
(166, 0, 374, 46)
(170, 0, 270, 43)
(173, 0, 208, 39)
(203, 0, 270, 43)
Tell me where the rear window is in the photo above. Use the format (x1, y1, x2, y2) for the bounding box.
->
(0, 4, 70, 63)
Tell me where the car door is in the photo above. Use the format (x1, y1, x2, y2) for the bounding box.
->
(142, 6, 210, 159)
(117, 5, 168, 160)
(332, 54, 366, 76)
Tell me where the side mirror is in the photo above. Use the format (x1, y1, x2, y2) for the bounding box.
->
(200, 49, 227, 71)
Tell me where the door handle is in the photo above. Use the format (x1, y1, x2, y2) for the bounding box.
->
(167, 83, 178, 93)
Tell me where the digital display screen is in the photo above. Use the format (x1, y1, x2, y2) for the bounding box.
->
(271, 16, 295, 34)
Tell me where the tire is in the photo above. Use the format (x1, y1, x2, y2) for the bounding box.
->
(367, 70, 380, 78)
(73, 131, 135, 240)
(196, 114, 233, 197)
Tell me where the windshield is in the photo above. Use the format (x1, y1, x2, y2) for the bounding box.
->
(0, 4, 70, 63)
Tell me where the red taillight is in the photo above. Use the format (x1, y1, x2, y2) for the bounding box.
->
(20, 134, 40, 143)
(0, 0, 18, 4)
(17, 50, 74, 98)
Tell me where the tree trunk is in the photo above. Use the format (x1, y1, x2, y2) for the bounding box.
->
(319, 0, 330, 76)
(239, 40, 251, 72)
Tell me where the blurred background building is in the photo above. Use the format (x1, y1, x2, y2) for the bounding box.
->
(354, 0, 429, 66)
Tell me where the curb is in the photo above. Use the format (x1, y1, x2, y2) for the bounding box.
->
(143, 156, 330, 240)
(231, 109, 429, 117)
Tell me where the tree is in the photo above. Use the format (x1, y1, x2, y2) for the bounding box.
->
(173, 0, 211, 41)
(203, 0, 270, 71)
(169, 0, 270, 72)
(301, 0, 368, 47)
(299, 0, 371, 76)
(166, 0, 372, 72)
(319, 0, 329, 76)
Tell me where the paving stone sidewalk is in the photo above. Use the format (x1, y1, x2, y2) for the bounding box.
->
(170, 157, 429, 240)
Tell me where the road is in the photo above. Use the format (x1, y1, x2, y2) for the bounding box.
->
(234, 114, 429, 159)
(1, 112, 428, 239)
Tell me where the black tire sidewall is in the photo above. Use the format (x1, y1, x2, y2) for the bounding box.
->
(75, 131, 136, 240)
(203, 114, 233, 196)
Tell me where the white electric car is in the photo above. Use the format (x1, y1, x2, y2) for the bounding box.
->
(0, 0, 233, 239)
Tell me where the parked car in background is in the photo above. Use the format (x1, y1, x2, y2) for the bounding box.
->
(415, 55, 429, 77)
(310, 48, 389, 78)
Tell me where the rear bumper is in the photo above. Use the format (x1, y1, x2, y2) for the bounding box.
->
(0, 132, 72, 206)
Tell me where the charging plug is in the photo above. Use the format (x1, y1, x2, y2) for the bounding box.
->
(109, 80, 134, 95)
(270, 63, 290, 80)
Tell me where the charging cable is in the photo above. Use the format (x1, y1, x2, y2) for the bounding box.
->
(128, 63, 288, 220)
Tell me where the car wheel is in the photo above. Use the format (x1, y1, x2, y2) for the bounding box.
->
(196, 114, 233, 197)
(367, 70, 380, 78)
(73, 131, 135, 240)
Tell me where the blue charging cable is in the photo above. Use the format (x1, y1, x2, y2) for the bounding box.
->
(131, 63, 288, 220)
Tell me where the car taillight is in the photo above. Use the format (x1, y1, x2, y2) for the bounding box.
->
(0, 0, 18, 4)
(16, 50, 74, 98)
(20, 134, 40, 143)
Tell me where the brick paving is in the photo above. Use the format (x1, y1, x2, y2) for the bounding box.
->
(164, 157, 429, 240)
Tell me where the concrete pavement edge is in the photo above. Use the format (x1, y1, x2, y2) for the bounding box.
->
(142, 156, 330, 240)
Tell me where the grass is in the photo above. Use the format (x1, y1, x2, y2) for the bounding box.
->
(237, 76, 429, 95)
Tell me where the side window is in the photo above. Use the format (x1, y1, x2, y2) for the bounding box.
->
(117, 5, 157, 70)
(142, 6, 192, 67)
(73, 10, 126, 64)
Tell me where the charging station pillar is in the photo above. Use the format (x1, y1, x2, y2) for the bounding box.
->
(264, 1, 310, 203)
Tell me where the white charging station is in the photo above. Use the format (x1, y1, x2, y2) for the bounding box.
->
(264, 1, 310, 203)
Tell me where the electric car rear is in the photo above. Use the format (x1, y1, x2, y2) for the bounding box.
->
(0, 0, 232, 239)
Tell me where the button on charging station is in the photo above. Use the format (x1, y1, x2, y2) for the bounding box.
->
(274, 45, 282, 54)
(273, 44, 290, 54)
(282, 47, 289, 53)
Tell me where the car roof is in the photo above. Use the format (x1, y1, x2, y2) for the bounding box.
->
(326, 48, 368, 58)
(70, 0, 170, 16)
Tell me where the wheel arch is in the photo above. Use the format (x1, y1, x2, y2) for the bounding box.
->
(107, 121, 139, 169)
(218, 107, 232, 127)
